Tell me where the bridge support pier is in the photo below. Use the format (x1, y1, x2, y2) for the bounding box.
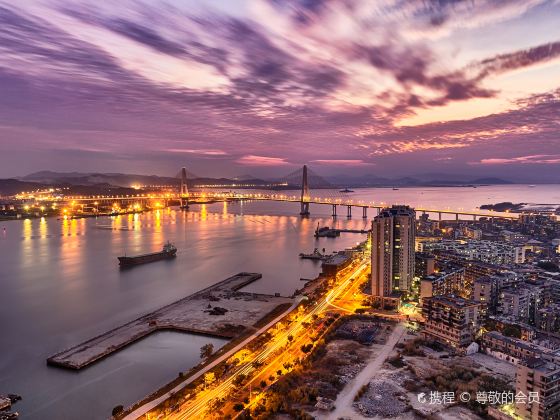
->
(362, 207, 367, 219)
(332, 205, 337, 217)
(455, 213, 459, 221)
(438, 212, 442, 221)
(473, 215, 476, 221)
(300, 165, 310, 217)
(300, 202, 310, 217)
(347, 206, 352, 218)
(180, 167, 189, 210)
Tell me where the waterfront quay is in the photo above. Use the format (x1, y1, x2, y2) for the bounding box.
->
(47, 273, 292, 370)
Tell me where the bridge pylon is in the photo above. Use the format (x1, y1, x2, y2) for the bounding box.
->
(300, 165, 310, 216)
(180, 167, 189, 210)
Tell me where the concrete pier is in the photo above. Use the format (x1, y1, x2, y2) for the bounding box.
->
(47, 273, 292, 370)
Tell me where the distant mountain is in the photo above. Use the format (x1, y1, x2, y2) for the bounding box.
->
(13, 171, 515, 194)
(20, 171, 272, 189)
(0, 178, 140, 197)
(324, 173, 512, 187)
(469, 177, 512, 185)
(0, 179, 48, 196)
(233, 174, 260, 181)
(22, 171, 179, 187)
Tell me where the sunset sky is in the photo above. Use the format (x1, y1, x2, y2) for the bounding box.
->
(1, 0, 559, 181)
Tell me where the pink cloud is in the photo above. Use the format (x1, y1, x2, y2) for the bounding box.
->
(471, 154, 560, 165)
(236, 155, 292, 166)
(163, 149, 227, 155)
(311, 159, 373, 166)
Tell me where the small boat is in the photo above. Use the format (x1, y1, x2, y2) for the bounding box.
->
(339, 188, 354, 193)
(118, 241, 177, 266)
(529, 185, 536, 188)
(392, 187, 399, 190)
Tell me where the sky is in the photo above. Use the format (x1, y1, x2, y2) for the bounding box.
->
(0, 0, 559, 181)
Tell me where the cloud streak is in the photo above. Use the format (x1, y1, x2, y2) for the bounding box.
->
(0, 0, 558, 180)
(473, 154, 560, 165)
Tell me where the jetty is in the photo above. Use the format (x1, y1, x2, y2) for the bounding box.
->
(314, 225, 369, 237)
(299, 248, 327, 260)
(47, 273, 292, 370)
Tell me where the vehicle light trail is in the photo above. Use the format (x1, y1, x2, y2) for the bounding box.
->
(169, 259, 369, 420)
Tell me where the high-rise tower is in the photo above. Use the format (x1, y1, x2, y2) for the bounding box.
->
(371, 205, 416, 306)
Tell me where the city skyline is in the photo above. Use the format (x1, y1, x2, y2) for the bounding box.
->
(1, 1, 560, 180)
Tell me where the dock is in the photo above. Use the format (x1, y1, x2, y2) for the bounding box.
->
(47, 273, 292, 370)
(314, 225, 369, 238)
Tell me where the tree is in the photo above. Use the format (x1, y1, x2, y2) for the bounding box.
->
(503, 325, 522, 339)
(200, 343, 214, 360)
(277, 369, 282, 376)
(233, 403, 244, 412)
(537, 261, 559, 272)
(287, 335, 294, 342)
(260, 380, 267, 389)
(233, 374, 246, 386)
(301, 343, 313, 353)
(283, 362, 292, 371)
(111, 405, 124, 417)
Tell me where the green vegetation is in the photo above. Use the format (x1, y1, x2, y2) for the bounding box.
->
(503, 324, 522, 339)
(300, 343, 313, 353)
(111, 405, 124, 416)
(200, 343, 214, 360)
(537, 261, 559, 272)
(387, 355, 406, 368)
(233, 374, 246, 386)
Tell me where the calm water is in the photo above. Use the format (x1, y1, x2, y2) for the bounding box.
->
(0, 185, 557, 419)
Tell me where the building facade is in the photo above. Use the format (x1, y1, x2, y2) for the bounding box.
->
(422, 295, 480, 349)
(371, 205, 416, 303)
(516, 358, 560, 420)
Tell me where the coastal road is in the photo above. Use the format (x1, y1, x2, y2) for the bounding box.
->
(170, 259, 370, 419)
(122, 296, 304, 420)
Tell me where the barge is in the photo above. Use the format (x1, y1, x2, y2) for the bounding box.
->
(118, 241, 177, 266)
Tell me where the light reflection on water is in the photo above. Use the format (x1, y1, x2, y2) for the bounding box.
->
(0, 185, 557, 419)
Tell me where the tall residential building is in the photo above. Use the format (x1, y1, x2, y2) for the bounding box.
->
(371, 205, 416, 304)
(516, 358, 560, 420)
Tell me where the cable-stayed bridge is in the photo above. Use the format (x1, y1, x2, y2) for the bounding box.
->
(62, 165, 520, 220)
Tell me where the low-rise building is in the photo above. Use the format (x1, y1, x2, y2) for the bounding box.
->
(489, 316, 536, 342)
(420, 267, 466, 303)
(498, 283, 543, 325)
(536, 304, 560, 334)
(515, 358, 560, 420)
(423, 239, 525, 265)
(321, 253, 351, 276)
(464, 226, 482, 240)
(501, 230, 529, 243)
(415, 252, 435, 277)
(482, 331, 560, 365)
(422, 295, 480, 349)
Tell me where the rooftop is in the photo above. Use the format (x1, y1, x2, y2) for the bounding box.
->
(425, 295, 479, 309)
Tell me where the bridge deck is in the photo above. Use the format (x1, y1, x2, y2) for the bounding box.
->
(64, 193, 519, 219)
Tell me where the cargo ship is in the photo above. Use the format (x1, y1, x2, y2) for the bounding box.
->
(118, 242, 177, 266)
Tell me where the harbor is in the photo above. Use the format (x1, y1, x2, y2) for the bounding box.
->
(47, 273, 292, 370)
